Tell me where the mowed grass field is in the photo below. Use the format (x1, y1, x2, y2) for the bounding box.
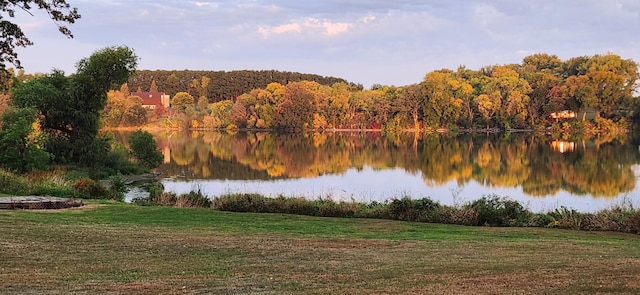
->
(1, 202, 639, 294)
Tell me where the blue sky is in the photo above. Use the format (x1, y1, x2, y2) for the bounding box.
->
(13, 0, 640, 88)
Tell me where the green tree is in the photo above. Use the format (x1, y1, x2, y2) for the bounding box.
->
(11, 46, 138, 166)
(0, 107, 50, 172)
(172, 92, 195, 112)
(0, 0, 81, 69)
(129, 130, 163, 169)
(0, 93, 9, 127)
(203, 100, 233, 128)
(485, 67, 532, 128)
(165, 73, 180, 96)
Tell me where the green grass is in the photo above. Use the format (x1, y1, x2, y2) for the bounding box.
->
(1, 202, 640, 294)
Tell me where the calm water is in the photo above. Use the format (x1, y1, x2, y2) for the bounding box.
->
(114, 130, 640, 212)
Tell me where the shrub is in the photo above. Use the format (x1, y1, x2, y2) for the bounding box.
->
(358, 201, 390, 219)
(438, 206, 479, 226)
(213, 193, 267, 212)
(546, 207, 583, 230)
(313, 198, 360, 218)
(468, 195, 530, 226)
(175, 190, 211, 208)
(73, 177, 109, 199)
(276, 196, 318, 216)
(626, 211, 640, 234)
(107, 175, 128, 201)
(0, 107, 51, 173)
(0, 170, 29, 195)
(388, 197, 441, 222)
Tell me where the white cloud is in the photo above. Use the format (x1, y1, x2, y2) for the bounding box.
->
(361, 14, 376, 24)
(258, 17, 352, 39)
(304, 18, 351, 36)
(193, 1, 221, 10)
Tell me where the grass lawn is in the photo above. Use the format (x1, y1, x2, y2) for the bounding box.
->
(1, 202, 639, 294)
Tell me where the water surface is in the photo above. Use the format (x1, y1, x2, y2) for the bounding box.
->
(114, 131, 640, 212)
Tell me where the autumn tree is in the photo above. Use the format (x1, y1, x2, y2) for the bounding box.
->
(474, 92, 501, 129)
(203, 100, 233, 128)
(484, 66, 532, 128)
(171, 92, 195, 112)
(275, 82, 314, 130)
(326, 82, 351, 128)
(398, 84, 423, 129)
(149, 79, 158, 92)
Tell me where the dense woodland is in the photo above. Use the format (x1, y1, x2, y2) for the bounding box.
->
(1, 53, 639, 132)
(126, 70, 351, 101)
(99, 53, 639, 132)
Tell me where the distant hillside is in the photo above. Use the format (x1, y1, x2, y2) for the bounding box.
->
(127, 70, 351, 102)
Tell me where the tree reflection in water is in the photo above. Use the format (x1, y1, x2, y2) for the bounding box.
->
(112, 131, 640, 211)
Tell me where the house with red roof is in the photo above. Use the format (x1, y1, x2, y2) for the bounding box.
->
(131, 92, 170, 109)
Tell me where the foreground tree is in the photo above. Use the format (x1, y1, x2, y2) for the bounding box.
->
(0, 0, 81, 69)
(11, 46, 138, 166)
(0, 107, 50, 172)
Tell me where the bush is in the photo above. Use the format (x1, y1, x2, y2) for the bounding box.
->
(388, 197, 441, 222)
(73, 177, 109, 199)
(175, 190, 211, 208)
(437, 206, 479, 226)
(0, 170, 29, 195)
(213, 193, 267, 212)
(107, 175, 128, 201)
(546, 207, 583, 230)
(468, 195, 530, 226)
(0, 107, 51, 173)
(626, 211, 640, 234)
(358, 201, 390, 219)
(313, 198, 360, 218)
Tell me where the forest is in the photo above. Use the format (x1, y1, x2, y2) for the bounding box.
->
(96, 53, 639, 132)
(1, 53, 638, 133)
(126, 69, 352, 101)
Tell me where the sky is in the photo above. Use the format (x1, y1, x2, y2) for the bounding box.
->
(12, 0, 640, 88)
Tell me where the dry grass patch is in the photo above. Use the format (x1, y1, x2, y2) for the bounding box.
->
(1, 204, 640, 294)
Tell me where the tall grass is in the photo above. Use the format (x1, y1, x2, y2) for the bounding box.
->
(206, 193, 640, 234)
(0, 169, 80, 198)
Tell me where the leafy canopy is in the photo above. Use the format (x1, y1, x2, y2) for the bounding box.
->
(11, 46, 138, 166)
(0, 0, 81, 69)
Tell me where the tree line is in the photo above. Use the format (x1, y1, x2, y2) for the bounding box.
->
(105, 53, 638, 132)
(126, 69, 352, 102)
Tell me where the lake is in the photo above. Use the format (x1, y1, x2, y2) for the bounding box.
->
(114, 130, 640, 212)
